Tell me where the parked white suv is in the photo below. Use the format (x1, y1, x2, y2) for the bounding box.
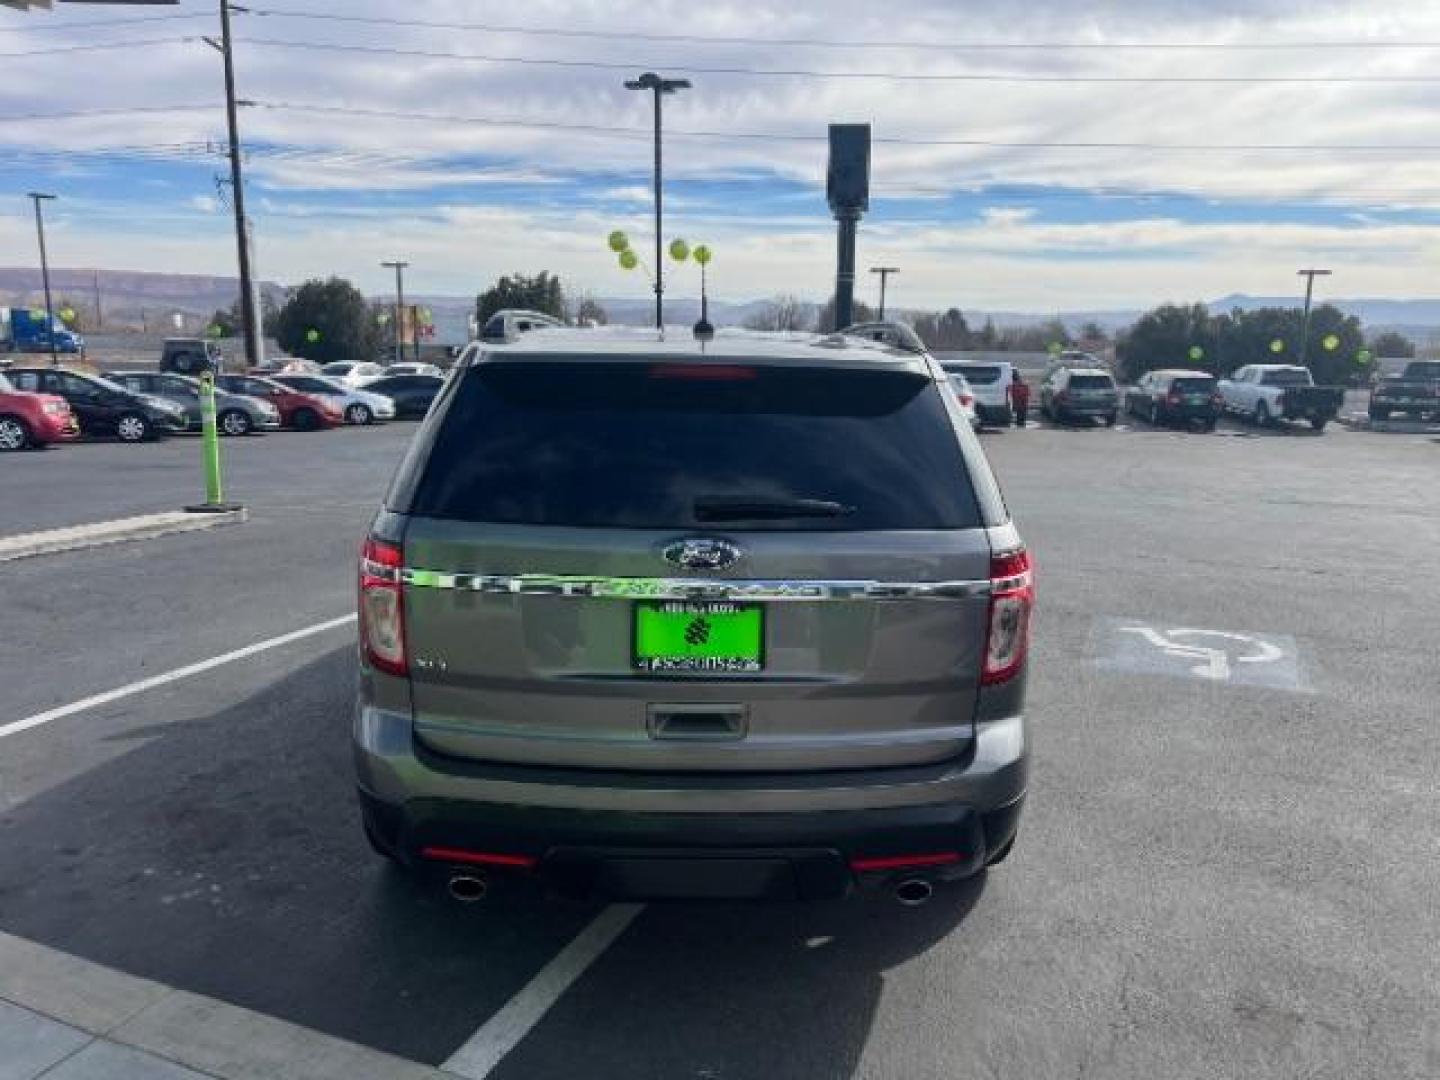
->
(943, 362, 1014, 427)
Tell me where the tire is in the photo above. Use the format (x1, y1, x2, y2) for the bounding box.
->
(1203, 419, 1218, 432)
(1310, 417, 1328, 432)
(345, 402, 372, 425)
(1369, 406, 1389, 421)
(292, 407, 320, 432)
(1149, 402, 1161, 427)
(1104, 412, 1118, 427)
(115, 412, 152, 443)
(0, 414, 31, 451)
(219, 409, 252, 437)
(1255, 400, 1272, 427)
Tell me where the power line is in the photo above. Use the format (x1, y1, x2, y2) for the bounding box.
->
(0, 11, 208, 33)
(239, 7, 1440, 53)
(235, 36, 1440, 83)
(252, 101, 1440, 153)
(0, 104, 219, 124)
(0, 36, 194, 59)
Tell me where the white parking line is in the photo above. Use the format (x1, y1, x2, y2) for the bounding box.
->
(443, 903, 646, 1079)
(0, 614, 357, 741)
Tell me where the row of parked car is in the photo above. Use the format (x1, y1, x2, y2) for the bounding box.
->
(0, 362, 448, 451)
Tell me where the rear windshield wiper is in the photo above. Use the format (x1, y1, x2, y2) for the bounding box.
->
(693, 497, 856, 522)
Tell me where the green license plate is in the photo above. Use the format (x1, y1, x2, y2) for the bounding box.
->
(633, 601, 764, 673)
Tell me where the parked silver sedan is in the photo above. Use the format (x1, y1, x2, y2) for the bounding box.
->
(102, 370, 281, 435)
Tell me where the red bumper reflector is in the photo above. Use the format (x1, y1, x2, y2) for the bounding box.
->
(849, 852, 961, 873)
(420, 846, 538, 869)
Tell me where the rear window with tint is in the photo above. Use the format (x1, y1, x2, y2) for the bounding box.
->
(1262, 369, 1311, 386)
(949, 365, 1001, 385)
(1172, 377, 1216, 393)
(408, 361, 981, 531)
(1405, 361, 1440, 379)
(1068, 374, 1115, 390)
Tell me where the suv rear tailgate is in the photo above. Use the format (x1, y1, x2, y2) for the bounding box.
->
(401, 522, 992, 772)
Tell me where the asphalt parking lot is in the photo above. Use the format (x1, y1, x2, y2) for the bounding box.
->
(2, 418, 1438, 1078)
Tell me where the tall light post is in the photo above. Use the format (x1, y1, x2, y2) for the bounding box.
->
(1296, 268, 1331, 371)
(381, 261, 409, 365)
(869, 266, 900, 320)
(624, 72, 690, 330)
(26, 192, 58, 368)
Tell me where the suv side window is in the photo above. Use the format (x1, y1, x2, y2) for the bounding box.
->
(9, 371, 41, 392)
(162, 377, 198, 398)
(58, 373, 102, 400)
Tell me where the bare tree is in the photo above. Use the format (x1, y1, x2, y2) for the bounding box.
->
(744, 294, 810, 332)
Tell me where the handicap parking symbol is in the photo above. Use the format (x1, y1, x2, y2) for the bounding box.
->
(1094, 617, 1304, 690)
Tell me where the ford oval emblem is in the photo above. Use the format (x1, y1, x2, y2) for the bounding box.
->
(662, 537, 743, 572)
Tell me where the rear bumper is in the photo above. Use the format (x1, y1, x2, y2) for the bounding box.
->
(975, 402, 1014, 425)
(354, 706, 1028, 900)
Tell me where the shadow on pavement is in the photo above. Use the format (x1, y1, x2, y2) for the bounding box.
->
(0, 646, 601, 1066)
(493, 875, 985, 1080)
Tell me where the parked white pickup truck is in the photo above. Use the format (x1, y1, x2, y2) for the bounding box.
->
(1218, 364, 1344, 432)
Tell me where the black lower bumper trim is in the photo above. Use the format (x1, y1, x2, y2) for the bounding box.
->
(359, 790, 1020, 900)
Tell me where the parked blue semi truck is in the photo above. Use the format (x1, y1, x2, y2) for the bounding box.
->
(1, 307, 84, 355)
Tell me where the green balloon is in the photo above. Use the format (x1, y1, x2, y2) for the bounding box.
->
(1188, 345, 1204, 361)
(206, 324, 222, 339)
(618, 249, 639, 270)
(305, 328, 321, 344)
(692, 245, 712, 266)
(1322, 333, 1340, 351)
(607, 230, 630, 253)
(1269, 338, 1285, 354)
(1047, 342, 1063, 355)
(668, 238, 689, 262)
(59, 307, 76, 323)
(1357, 348, 1373, 365)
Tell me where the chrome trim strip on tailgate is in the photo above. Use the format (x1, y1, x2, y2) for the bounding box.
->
(400, 570, 990, 601)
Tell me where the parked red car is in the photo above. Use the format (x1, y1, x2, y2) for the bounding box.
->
(0, 372, 79, 451)
(216, 374, 344, 430)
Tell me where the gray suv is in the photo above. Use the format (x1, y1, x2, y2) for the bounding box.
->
(355, 330, 1032, 903)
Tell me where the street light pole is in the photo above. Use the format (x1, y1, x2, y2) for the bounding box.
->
(869, 266, 899, 320)
(625, 72, 690, 331)
(382, 261, 408, 365)
(26, 192, 58, 368)
(1296, 268, 1331, 371)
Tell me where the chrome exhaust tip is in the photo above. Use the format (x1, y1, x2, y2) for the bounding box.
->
(447, 872, 489, 903)
(894, 878, 934, 907)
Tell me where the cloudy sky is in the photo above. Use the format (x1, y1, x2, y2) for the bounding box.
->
(5, 0, 1440, 311)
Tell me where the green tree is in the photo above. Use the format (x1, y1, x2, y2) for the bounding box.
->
(814, 295, 875, 333)
(476, 272, 566, 327)
(1115, 303, 1213, 381)
(208, 301, 240, 338)
(274, 277, 381, 364)
(1368, 330, 1416, 358)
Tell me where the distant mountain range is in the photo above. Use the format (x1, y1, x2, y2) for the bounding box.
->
(4, 268, 1439, 342)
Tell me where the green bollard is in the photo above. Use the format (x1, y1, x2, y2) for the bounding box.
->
(185, 370, 242, 514)
(200, 371, 223, 504)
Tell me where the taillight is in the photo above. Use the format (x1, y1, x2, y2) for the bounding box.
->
(1166, 392, 1181, 406)
(961, 393, 975, 407)
(982, 548, 1034, 686)
(360, 537, 407, 675)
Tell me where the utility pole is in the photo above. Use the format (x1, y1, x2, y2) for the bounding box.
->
(381, 261, 408, 365)
(27, 192, 58, 368)
(869, 266, 899, 320)
(208, 0, 259, 370)
(625, 72, 690, 331)
(92, 269, 102, 330)
(1296, 268, 1331, 371)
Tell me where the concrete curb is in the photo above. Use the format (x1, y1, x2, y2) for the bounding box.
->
(0, 509, 247, 563)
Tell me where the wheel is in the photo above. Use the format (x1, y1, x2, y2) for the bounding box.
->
(986, 836, 1016, 867)
(1203, 419, 1218, 432)
(115, 412, 152, 443)
(0, 415, 31, 451)
(1149, 402, 1160, 427)
(1369, 406, 1389, 421)
(1104, 412, 1117, 427)
(292, 407, 320, 431)
(1310, 417, 1328, 432)
(219, 409, 252, 437)
(1255, 400, 1272, 427)
(345, 402, 372, 425)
